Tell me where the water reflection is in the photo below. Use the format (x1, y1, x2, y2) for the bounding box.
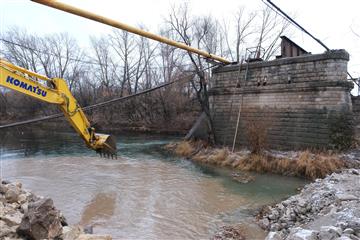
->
(80, 192, 117, 226)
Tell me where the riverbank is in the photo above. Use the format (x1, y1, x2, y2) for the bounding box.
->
(0, 180, 111, 240)
(0, 114, 196, 136)
(166, 141, 360, 239)
(165, 140, 360, 180)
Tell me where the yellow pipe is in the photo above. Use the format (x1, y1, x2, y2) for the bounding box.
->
(31, 0, 231, 64)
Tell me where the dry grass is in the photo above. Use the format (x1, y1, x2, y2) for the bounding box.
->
(295, 150, 345, 179)
(165, 140, 207, 157)
(193, 148, 230, 165)
(234, 151, 345, 180)
(174, 141, 194, 156)
(166, 140, 346, 180)
(210, 149, 229, 164)
(244, 119, 269, 154)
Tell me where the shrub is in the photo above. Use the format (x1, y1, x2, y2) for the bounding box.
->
(244, 119, 270, 154)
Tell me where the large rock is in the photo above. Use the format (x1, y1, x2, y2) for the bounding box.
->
(17, 194, 27, 204)
(0, 183, 9, 194)
(286, 227, 318, 240)
(76, 234, 112, 240)
(336, 236, 352, 240)
(318, 225, 342, 239)
(258, 170, 360, 239)
(62, 225, 84, 240)
(0, 220, 13, 238)
(211, 225, 246, 240)
(17, 198, 63, 240)
(1, 210, 23, 227)
(265, 232, 282, 240)
(5, 185, 21, 203)
(347, 220, 360, 232)
(0, 201, 5, 214)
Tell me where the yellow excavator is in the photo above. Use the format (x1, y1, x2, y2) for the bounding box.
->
(0, 58, 117, 157)
(1, 1, 231, 158)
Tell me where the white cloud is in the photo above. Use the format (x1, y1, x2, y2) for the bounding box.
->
(1, 0, 359, 77)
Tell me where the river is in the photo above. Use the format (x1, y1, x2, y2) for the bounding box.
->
(0, 128, 306, 239)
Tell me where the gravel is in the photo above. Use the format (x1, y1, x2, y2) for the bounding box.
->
(259, 169, 360, 240)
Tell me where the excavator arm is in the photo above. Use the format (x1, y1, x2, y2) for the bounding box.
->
(0, 58, 117, 157)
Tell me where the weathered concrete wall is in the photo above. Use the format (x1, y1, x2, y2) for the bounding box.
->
(209, 50, 354, 149)
(352, 96, 360, 140)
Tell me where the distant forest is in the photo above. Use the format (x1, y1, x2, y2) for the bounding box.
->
(0, 4, 289, 133)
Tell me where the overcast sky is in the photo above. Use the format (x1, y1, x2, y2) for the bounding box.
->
(1, 0, 359, 80)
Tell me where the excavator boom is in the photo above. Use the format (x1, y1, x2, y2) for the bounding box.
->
(0, 59, 117, 157)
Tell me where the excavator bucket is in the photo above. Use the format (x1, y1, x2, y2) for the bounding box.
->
(94, 133, 117, 158)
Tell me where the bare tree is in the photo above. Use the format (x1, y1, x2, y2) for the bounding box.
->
(254, 6, 290, 60)
(132, 29, 157, 93)
(167, 4, 222, 142)
(2, 28, 85, 90)
(90, 36, 117, 96)
(220, 6, 289, 62)
(157, 28, 186, 82)
(109, 28, 157, 95)
(232, 7, 256, 62)
(109, 30, 135, 96)
(47, 33, 84, 88)
(1, 27, 41, 71)
(220, 7, 256, 62)
(1, 28, 87, 117)
(0, 3, 292, 132)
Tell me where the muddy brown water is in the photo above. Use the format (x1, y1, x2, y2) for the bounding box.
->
(0, 129, 306, 239)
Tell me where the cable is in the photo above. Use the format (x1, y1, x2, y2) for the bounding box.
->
(0, 63, 218, 130)
(263, 0, 329, 51)
(82, 76, 191, 111)
(0, 76, 189, 129)
(262, 0, 359, 88)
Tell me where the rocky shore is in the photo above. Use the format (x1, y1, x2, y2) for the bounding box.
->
(0, 180, 111, 240)
(258, 169, 360, 240)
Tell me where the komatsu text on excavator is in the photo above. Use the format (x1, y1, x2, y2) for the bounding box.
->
(0, 0, 232, 158)
(0, 58, 117, 157)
